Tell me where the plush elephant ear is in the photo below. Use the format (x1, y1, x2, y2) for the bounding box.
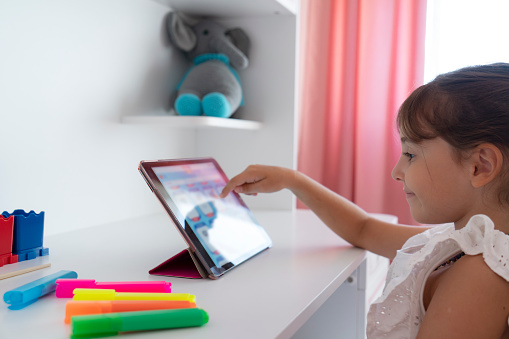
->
(226, 28, 250, 58)
(166, 12, 196, 52)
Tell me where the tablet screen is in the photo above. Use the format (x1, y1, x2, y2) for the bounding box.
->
(139, 158, 272, 278)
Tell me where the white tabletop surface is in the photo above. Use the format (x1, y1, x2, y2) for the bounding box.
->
(0, 210, 367, 339)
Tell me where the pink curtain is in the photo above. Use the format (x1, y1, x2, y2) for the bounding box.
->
(297, 0, 427, 225)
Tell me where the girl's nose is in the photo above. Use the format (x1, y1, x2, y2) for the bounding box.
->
(392, 158, 404, 182)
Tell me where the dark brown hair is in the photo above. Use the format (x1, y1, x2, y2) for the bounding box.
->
(397, 63, 509, 203)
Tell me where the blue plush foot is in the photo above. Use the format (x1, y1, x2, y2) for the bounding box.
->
(175, 94, 202, 116)
(202, 92, 231, 118)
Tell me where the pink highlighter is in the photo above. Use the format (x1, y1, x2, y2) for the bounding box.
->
(55, 279, 171, 298)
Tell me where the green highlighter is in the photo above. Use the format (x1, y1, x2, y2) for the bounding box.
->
(70, 308, 209, 338)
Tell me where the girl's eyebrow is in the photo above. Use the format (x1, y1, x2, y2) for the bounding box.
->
(400, 137, 420, 148)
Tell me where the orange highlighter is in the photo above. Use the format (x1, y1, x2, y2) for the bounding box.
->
(65, 299, 197, 324)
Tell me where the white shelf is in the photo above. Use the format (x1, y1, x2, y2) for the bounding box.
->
(121, 114, 263, 130)
(152, 0, 297, 16)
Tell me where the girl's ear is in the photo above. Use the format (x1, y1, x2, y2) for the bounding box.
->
(470, 143, 504, 188)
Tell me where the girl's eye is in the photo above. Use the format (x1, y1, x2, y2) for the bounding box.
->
(403, 152, 415, 160)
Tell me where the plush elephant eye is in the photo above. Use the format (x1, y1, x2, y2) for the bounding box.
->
(202, 29, 209, 36)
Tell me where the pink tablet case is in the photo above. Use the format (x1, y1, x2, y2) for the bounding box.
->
(149, 248, 207, 279)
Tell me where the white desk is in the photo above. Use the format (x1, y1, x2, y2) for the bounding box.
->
(0, 210, 393, 339)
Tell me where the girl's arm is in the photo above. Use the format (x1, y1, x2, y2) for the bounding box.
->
(220, 165, 429, 259)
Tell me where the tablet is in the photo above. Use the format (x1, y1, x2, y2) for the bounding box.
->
(138, 157, 272, 279)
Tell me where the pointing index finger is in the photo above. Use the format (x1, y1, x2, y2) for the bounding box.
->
(220, 174, 246, 198)
(220, 180, 236, 198)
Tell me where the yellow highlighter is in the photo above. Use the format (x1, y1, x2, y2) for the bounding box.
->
(72, 289, 196, 303)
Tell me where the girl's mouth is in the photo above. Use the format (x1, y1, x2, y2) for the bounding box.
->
(404, 189, 415, 199)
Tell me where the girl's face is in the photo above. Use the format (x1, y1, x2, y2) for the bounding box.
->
(392, 137, 476, 225)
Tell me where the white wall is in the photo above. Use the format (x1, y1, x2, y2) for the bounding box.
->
(0, 0, 193, 235)
(424, 0, 509, 83)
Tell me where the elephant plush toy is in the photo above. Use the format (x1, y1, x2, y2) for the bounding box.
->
(166, 12, 250, 118)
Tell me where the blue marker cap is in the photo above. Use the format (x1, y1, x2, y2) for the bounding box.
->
(3, 270, 78, 310)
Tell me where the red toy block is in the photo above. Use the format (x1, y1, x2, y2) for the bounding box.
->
(0, 215, 18, 267)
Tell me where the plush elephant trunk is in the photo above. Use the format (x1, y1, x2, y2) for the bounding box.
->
(210, 36, 249, 70)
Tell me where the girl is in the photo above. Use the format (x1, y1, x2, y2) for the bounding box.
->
(220, 63, 509, 338)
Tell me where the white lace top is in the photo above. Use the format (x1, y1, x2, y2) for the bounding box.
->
(366, 214, 509, 338)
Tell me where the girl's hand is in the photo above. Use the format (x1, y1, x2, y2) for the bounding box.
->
(220, 165, 295, 198)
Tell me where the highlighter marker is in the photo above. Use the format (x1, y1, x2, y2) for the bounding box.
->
(56, 279, 171, 298)
(3, 270, 78, 310)
(72, 288, 196, 302)
(64, 299, 197, 324)
(70, 308, 209, 338)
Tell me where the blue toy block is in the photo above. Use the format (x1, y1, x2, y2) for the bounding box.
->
(1, 210, 49, 262)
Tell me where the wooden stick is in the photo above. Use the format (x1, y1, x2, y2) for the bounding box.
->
(0, 263, 51, 280)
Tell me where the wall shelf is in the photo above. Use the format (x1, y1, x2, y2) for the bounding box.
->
(121, 114, 263, 130)
(152, 0, 297, 16)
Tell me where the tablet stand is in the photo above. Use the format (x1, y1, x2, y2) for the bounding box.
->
(149, 248, 208, 279)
